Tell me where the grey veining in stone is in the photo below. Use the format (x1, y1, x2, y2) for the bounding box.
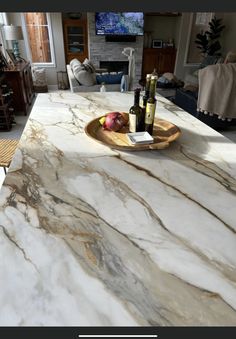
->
(0, 91, 236, 326)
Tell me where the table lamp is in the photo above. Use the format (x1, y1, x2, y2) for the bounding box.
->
(3, 25, 24, 60)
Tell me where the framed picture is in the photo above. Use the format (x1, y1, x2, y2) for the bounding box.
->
(6, 49, 17, 65)
(152, 39, 163, 48)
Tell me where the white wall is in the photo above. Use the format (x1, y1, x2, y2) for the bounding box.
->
(6, 12, 66, 88)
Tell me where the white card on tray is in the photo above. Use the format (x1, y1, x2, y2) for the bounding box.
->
(127, 132, 154, 144)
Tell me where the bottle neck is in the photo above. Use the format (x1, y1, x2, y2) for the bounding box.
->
(134, 90, 140, 106)
(149, 78, 157, 99)
(145, 77, 151, 96)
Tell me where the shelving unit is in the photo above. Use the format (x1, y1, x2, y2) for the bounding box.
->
(63, 18, 88, 63)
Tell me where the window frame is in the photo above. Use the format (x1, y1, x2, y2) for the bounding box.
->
(0, 13, 8, 56)
(21, 12, 56, 67)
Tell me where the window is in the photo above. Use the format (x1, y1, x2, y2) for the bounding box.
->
(0, 13, 7, 55)
(22, 12, 55, 66)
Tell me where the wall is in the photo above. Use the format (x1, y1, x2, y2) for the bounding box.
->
(7, 12, 66, 88)
(144, 14, 181, 49)
(87, 12, 144, 88)
(220, 13, 236, 55)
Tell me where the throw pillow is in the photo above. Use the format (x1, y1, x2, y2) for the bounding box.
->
(224, 51, 236, 64)
(72, 62, 85, 82)
(162, 72, 177, 83)
(32, 66, 48, 93)
(74, 69, 96, 86)
(72, 63, 84, 74)
(96, 72, 123, 85)
(70, 58, 81, 69)
(32, 67, 47, 86)
(83, 58, 96, 73)
(158, 76, 169, 84)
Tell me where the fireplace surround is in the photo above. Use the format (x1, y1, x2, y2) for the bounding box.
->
(99, 61, 129, 74)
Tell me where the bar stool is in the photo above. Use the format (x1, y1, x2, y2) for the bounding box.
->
(0, 139, 19, 174)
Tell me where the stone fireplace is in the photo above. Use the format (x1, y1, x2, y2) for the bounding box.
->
(99, 61, 129, 74)
(87, 12, 144, 89)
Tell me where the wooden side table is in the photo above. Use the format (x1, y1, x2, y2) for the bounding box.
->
(4, 61, 35, 115)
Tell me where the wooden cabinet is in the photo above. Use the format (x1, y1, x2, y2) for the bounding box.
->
(0, 74, 14, 131)
(142, 47, 177, 79)
(63, 18, 88, 64)
(4, 62, 35, 115)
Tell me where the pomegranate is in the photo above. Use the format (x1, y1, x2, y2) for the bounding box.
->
(100, 112, 128, 132)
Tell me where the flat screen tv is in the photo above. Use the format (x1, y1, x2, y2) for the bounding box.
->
(95, 12, 144, 36)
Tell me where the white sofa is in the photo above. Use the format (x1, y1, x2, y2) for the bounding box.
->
(66, 64, 129, 93)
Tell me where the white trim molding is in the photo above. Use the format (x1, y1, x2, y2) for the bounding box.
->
(0, 13, 8, 57)
(21, 12, 56, 67)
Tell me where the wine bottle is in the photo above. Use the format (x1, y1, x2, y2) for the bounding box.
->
(129, 88, 144, 132)
(145, 75, 158, 135)
(142, 73, 151, 113)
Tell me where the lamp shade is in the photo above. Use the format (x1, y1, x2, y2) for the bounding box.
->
(3, 25, 24, 41)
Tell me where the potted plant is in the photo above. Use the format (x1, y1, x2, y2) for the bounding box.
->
(195, 16, 225, 67)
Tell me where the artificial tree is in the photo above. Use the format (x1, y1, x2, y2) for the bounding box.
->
(195, 16, 225, 61)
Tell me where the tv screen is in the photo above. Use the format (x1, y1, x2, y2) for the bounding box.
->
(95, 12, 144, 36)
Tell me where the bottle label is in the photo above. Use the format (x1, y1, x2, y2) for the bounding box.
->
(129, 114, 136, 133)
(145, 103, 156, 124)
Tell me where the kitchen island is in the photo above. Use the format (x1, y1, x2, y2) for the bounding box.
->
(0, 91, 236, 325)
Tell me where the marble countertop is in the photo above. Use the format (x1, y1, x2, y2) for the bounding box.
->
(0, 91, 236, 326)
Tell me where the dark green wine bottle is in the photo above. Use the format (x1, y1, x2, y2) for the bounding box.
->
(144, 75, 158, 135)
(129, 88, 144, 132)
(142, 74, 151, 109)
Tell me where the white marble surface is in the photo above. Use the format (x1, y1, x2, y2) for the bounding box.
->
(0, 91, 236, 326)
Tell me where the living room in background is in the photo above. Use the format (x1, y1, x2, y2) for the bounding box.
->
(21, 13, 55, 67)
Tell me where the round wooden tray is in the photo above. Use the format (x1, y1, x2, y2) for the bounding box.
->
(85, 113, 181, 151)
